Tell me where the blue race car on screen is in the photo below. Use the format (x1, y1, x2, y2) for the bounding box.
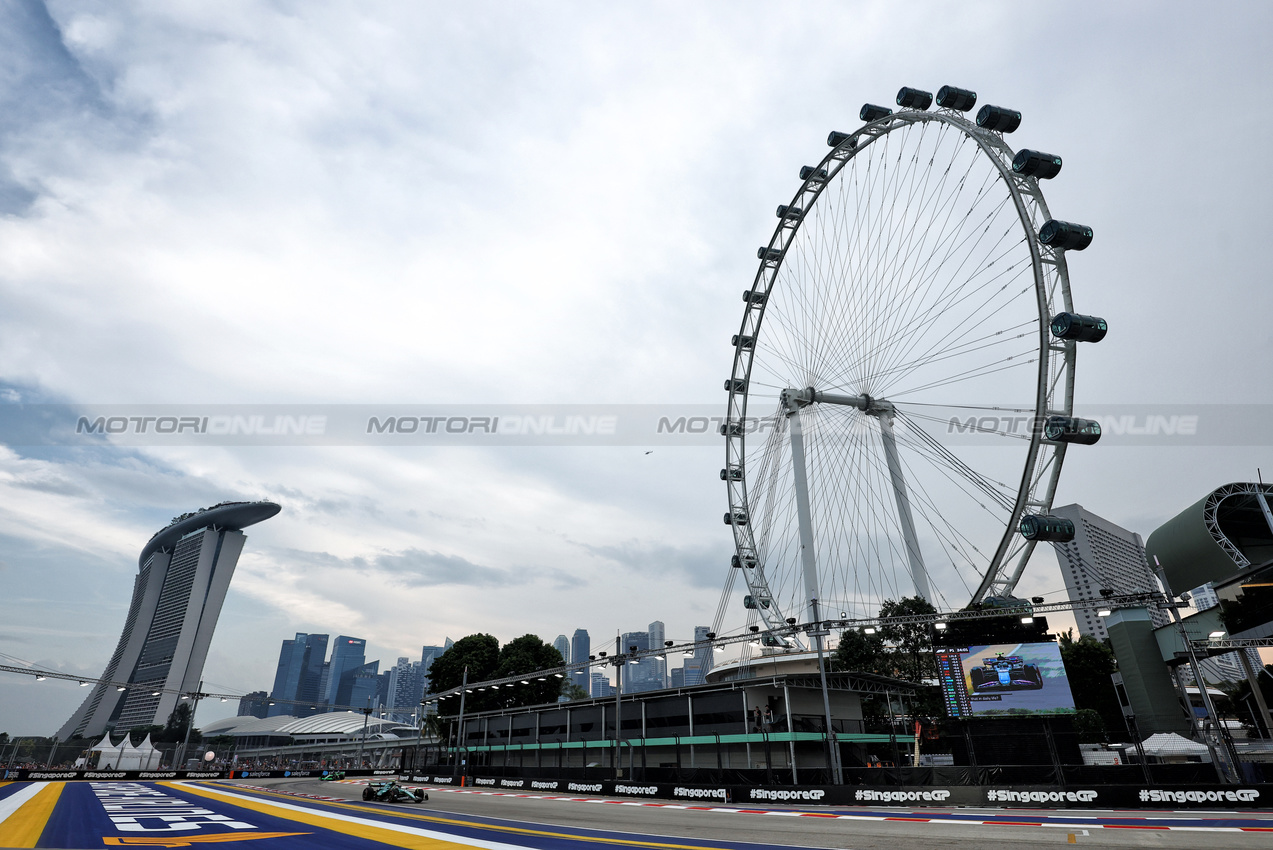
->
(968, 654, 1043, 691)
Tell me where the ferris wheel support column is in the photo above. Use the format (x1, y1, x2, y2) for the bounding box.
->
(781, 392, 842, 785)
(877, 411, 931, 602)
(782, 393, 822, 618)
(800, 388, 931, 600)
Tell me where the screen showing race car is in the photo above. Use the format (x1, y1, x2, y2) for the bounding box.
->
(934, 641, 1076, 718)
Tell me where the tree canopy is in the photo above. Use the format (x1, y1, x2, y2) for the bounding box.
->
(1057, 628, 1122, 733)
(427, 633, 564, 714)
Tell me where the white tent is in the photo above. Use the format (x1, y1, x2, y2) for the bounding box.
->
(115, 734, 163, 770)
(89, 733, 121, 769)
(89, 732, 163, 769)
(1138, 732, 1212, 762)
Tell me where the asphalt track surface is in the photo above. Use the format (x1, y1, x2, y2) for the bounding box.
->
(1, 777, 1272, 849)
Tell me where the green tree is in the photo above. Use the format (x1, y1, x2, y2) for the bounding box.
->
(158, 703, 202, 746)
(129, 726, 164, 746)
(878, 596, 938, 682)
(494, 634, 565, 706)
(427, 633, 564, 714)
(833, 629, 887, 675)
(1057, 629, 1122, 732)
(427, 634, 501, 698)
(1072, 708, 1107, 743)
(560, 679, 589, 701)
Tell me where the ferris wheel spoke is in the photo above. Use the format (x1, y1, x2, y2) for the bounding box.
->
(870, 224, 1031, 390)
(861, 148, 1001, 379)
(887, 350, 1037, 399)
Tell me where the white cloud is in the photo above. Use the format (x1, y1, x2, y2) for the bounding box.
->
(3, 1, 1273, 733)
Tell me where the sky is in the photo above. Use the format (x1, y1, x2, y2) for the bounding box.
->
(2, 0, 1272, 735)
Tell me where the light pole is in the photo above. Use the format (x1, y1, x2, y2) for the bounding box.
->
(357, 696, 372, 769)
(453, 667, 468, 779)
(1153, 559, 1239, 783)
(177, 681, 205, 769)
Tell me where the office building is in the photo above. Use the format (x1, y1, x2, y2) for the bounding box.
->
(648, 621, 666, 689)
(237, 691, 269, 719)
(58, 501, 280, 739)
(682, 626, 714, 685)
(620, 630, 652, 693)
(268, 633, 328, 717)
(343, 660, 382, 709)
(590, 671, 612, 698)
(669, 667, 685, 688)
(326, 636, 367, 708)
(570, 629, 590, 693)
(386, 657, 420, 723)
(1049, 504, 1168, 641)
(553, 635, 570, 665)
(419, 642, 450, 713)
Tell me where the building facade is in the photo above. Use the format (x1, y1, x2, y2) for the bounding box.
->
(553, 635, 570, 666)
(570, 629, 590, 694)
(1050, 504, 1168, 640)
(268, 633, 328, 717)
(325, 636, 368, 708)
(59, 501, 280, 739)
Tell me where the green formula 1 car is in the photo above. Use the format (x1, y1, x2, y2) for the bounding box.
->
(319, 770, 345, 781)
(362, 779, 427, 804)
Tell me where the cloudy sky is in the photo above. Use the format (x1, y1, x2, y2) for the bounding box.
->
(2, 1, 1271, 735)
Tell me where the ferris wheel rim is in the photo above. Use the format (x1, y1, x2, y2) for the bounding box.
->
(721, 105, 1078, 636)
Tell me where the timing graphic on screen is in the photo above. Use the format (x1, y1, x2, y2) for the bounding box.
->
(934, 641, 1076, 718)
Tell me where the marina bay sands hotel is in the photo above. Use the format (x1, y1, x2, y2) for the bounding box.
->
(58, 501, 280, 740)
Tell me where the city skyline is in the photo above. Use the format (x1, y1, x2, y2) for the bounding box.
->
(3, 3, 1273, 735)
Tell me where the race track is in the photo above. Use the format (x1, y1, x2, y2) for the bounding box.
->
(1, 776, 1271, 849)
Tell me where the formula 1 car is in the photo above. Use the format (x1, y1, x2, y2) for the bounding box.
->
(362, 780, 427, 804)
(319, 770, 345, 781)
(968, 654, 1043, 691)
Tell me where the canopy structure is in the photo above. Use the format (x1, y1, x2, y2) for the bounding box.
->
(89, 732, 163, 769)
(1138, 732, 1212, 762)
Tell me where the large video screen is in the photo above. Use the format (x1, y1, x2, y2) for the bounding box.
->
(934, 641, 1076, 718)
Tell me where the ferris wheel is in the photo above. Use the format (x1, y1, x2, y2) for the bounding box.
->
(720, 85, 1107, 645)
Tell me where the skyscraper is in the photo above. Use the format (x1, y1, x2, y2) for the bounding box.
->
(326, 636, 367, 708)
(387, 657, 419, 722)
(342, 660, 381, 710)
(683, 626, 713, 685)
(1050, 504, 1168, 640)
(647, 621, 666, 689)
(268, 633, 328, 717)
(570, 629, 590, 693)
(236, 691, 269, 719)
(59, 501, 280, 739)
(621, 630, 661, 693)
(553, 634, 570, 665)
(296, 633, 328, 716)
(419, 642, 450, 705)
